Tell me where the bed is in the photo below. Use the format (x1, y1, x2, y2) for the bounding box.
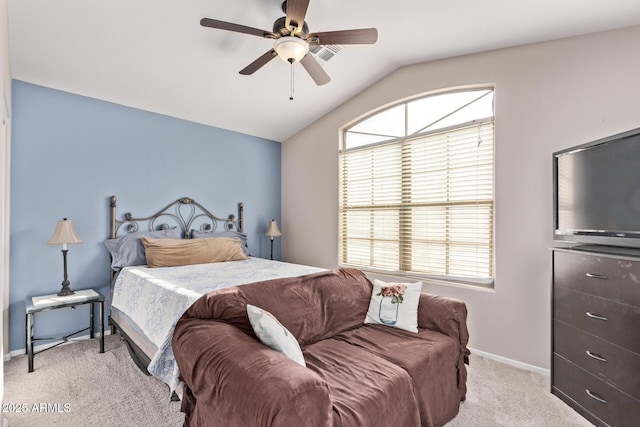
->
(106, 196, 324, 394)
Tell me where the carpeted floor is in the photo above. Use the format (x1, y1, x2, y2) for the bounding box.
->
(3, 335, 184, 426)
(3, 335, 593, 426)
(446, 354, 593, 427)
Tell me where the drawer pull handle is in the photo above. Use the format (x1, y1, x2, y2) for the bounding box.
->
(586, 350, 607, 363)
(585, 389, 607, 404)
(585, 273, 608, 280)
(586, 312, 608, 321)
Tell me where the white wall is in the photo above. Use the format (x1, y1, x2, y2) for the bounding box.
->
(1, 0, 11, 404)
(281, 25, 640, 369)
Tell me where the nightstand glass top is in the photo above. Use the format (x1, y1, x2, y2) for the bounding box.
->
(26, 289, 104, 313)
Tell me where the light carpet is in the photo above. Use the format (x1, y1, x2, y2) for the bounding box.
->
(3, 335, 593, 426)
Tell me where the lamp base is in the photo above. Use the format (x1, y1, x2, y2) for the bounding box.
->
(270, 238, 274, 260)
(57, 280, 75, 297)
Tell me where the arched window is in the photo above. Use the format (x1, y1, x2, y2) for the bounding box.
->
(339, 88, 494, 286)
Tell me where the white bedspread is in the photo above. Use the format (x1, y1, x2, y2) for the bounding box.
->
(111, 257, 324, 392)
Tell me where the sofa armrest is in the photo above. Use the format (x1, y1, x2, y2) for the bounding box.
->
(173, 317, 332, 427)
(418, 293, 469, 356)
(418, 293, 470, 399)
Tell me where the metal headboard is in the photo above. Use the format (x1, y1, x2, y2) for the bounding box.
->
(108, 195, 244, 280)
(109, 195, 243, 239)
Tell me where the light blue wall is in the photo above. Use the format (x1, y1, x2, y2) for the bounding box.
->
(9, 80, 281, 352)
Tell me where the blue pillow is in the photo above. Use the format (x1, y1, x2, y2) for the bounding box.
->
(104, 228, 182, 271)
(190, 229, 250, 256)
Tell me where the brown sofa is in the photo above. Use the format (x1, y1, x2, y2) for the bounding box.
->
(173, 268, 470, 427)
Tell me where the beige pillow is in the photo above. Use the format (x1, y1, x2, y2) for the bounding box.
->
(141, 236, 248, 268)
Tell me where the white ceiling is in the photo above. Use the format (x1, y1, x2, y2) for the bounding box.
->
(7, 0, 640, 141)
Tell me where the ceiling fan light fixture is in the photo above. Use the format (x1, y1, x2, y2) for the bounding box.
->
(274, 36, 309, 63)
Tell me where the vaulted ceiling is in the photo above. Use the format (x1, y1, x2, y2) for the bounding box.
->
(8, 0, 640, 141)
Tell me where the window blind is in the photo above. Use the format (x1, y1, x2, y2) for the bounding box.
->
(339, 121, 494, 285)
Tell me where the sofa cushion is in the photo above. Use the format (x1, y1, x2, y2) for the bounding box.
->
(303, 338, 421, 427)
(334, 324, 463, 427)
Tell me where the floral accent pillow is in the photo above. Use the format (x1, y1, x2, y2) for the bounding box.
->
(246, 304, 306, 367)
(364, 279, 422, 333)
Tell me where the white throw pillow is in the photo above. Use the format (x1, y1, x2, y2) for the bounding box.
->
(246, 304, 306, 367)
(364, 279, 422, 333)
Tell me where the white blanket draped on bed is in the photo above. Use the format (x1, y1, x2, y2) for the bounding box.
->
(111, 257, 325, 392)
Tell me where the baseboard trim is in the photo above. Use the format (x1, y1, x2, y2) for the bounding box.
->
(4, 330, 113, 362)
(469, 347, 550, 376)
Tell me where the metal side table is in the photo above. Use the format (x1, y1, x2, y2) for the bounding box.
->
(25, 289, 105, 372)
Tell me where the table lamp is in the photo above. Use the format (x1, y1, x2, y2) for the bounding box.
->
(47, 218, 83, 296)
(265, 219, 281, 260)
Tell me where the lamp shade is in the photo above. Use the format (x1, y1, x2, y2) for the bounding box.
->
(265, 219, 282, 237)
(274, 36, 309, 63)
(47, 218, 83, 249)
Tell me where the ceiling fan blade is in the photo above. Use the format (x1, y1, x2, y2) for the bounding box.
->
(307, 28, 378, 45)
(285, 0, 310, 34)
(200, 18, 277, 39)
(239, 49, 278, 75)
(300, 54, 331, 86)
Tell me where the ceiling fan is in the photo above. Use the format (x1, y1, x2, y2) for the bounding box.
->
(200, 0, 378, 88)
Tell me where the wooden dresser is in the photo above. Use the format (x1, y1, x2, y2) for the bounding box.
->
(552, 247, 640, 427)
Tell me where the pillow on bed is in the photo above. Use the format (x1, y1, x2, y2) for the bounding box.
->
(364, 279, 422, 333)
(104, 228, 182, 271)
(246, 304, 306, 367)
(190, 229, 250, 256)
(141, 236, 247, 268)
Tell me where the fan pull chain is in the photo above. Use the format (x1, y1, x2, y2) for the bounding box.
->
(289, 59, 295, 101)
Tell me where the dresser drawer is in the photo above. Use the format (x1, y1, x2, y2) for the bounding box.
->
(553, 355, 640, 427)
(554, 286, 640, 353)
(554, 251, 640, 307)
(554, 320, 640, 398)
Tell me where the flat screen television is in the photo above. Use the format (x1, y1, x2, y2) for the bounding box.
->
(553, 127, 640, 249)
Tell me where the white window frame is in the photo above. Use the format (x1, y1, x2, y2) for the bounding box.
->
(339, 88, 495, 287)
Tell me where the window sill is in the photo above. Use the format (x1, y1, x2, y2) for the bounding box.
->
(341, 265, 495, 292)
